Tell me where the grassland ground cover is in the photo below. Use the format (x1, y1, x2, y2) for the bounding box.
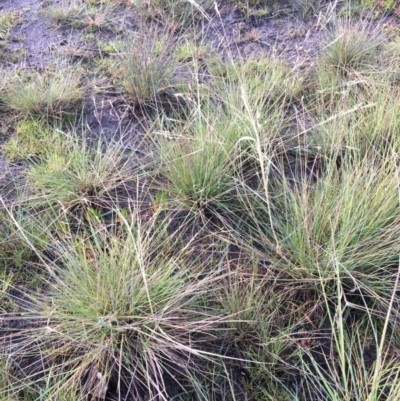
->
(0, 0, 400, 400)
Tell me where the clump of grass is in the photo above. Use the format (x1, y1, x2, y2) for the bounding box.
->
(175, 39, 209, 63)
(39, 0, 82, 26)
(319, 15, 386, 76)
(28, 131, 137, 212)
(159, 129, 235, 211)
(40, 0, 120, 32)
(309, 72, 400, 157)
(1, 65, 83, 118)
(158, 53, 299, 211)
(121, 30, 182, 106)
(0, 11, 23, 46)
(207, 55, 302, 150)
(211, 57, 303, 109)
(299, 278, 400, 401)
(4, 212, 224, 400)
(157, 99, 248, 211)
(233, 148, 400, 309)
(135, 0, 213, 27)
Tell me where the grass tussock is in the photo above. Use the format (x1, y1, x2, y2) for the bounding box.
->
(319, 15, 387, 77)
(0, 65, 83, 118)
(0, 11, 22, 47)
(121, 30, 182, 106)
(216, 57, 303, 109)
(2, 212, 227, 400)
(158, 109, 238, 211)
(233, 150, 400, 310)
(134, 0, 214, 27)
(40, 0, 121, 32)
(28, 131, 137, 212)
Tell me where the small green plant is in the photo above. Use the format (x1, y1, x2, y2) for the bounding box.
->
(98, 39, 124, 55)
(0, 11, 23, 43)
(175, 40, 208, 63)
(0, 11, 22, 39)
(81, 32, 95, 42)
(1, 65, 83, 118)
(151, 190, 169, 212)
(0, 206, 50, 269)
(0, 11, 23, 63)
(3, 120, 55, 161)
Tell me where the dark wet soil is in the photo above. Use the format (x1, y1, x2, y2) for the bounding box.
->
(1, 0, 67, 68)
